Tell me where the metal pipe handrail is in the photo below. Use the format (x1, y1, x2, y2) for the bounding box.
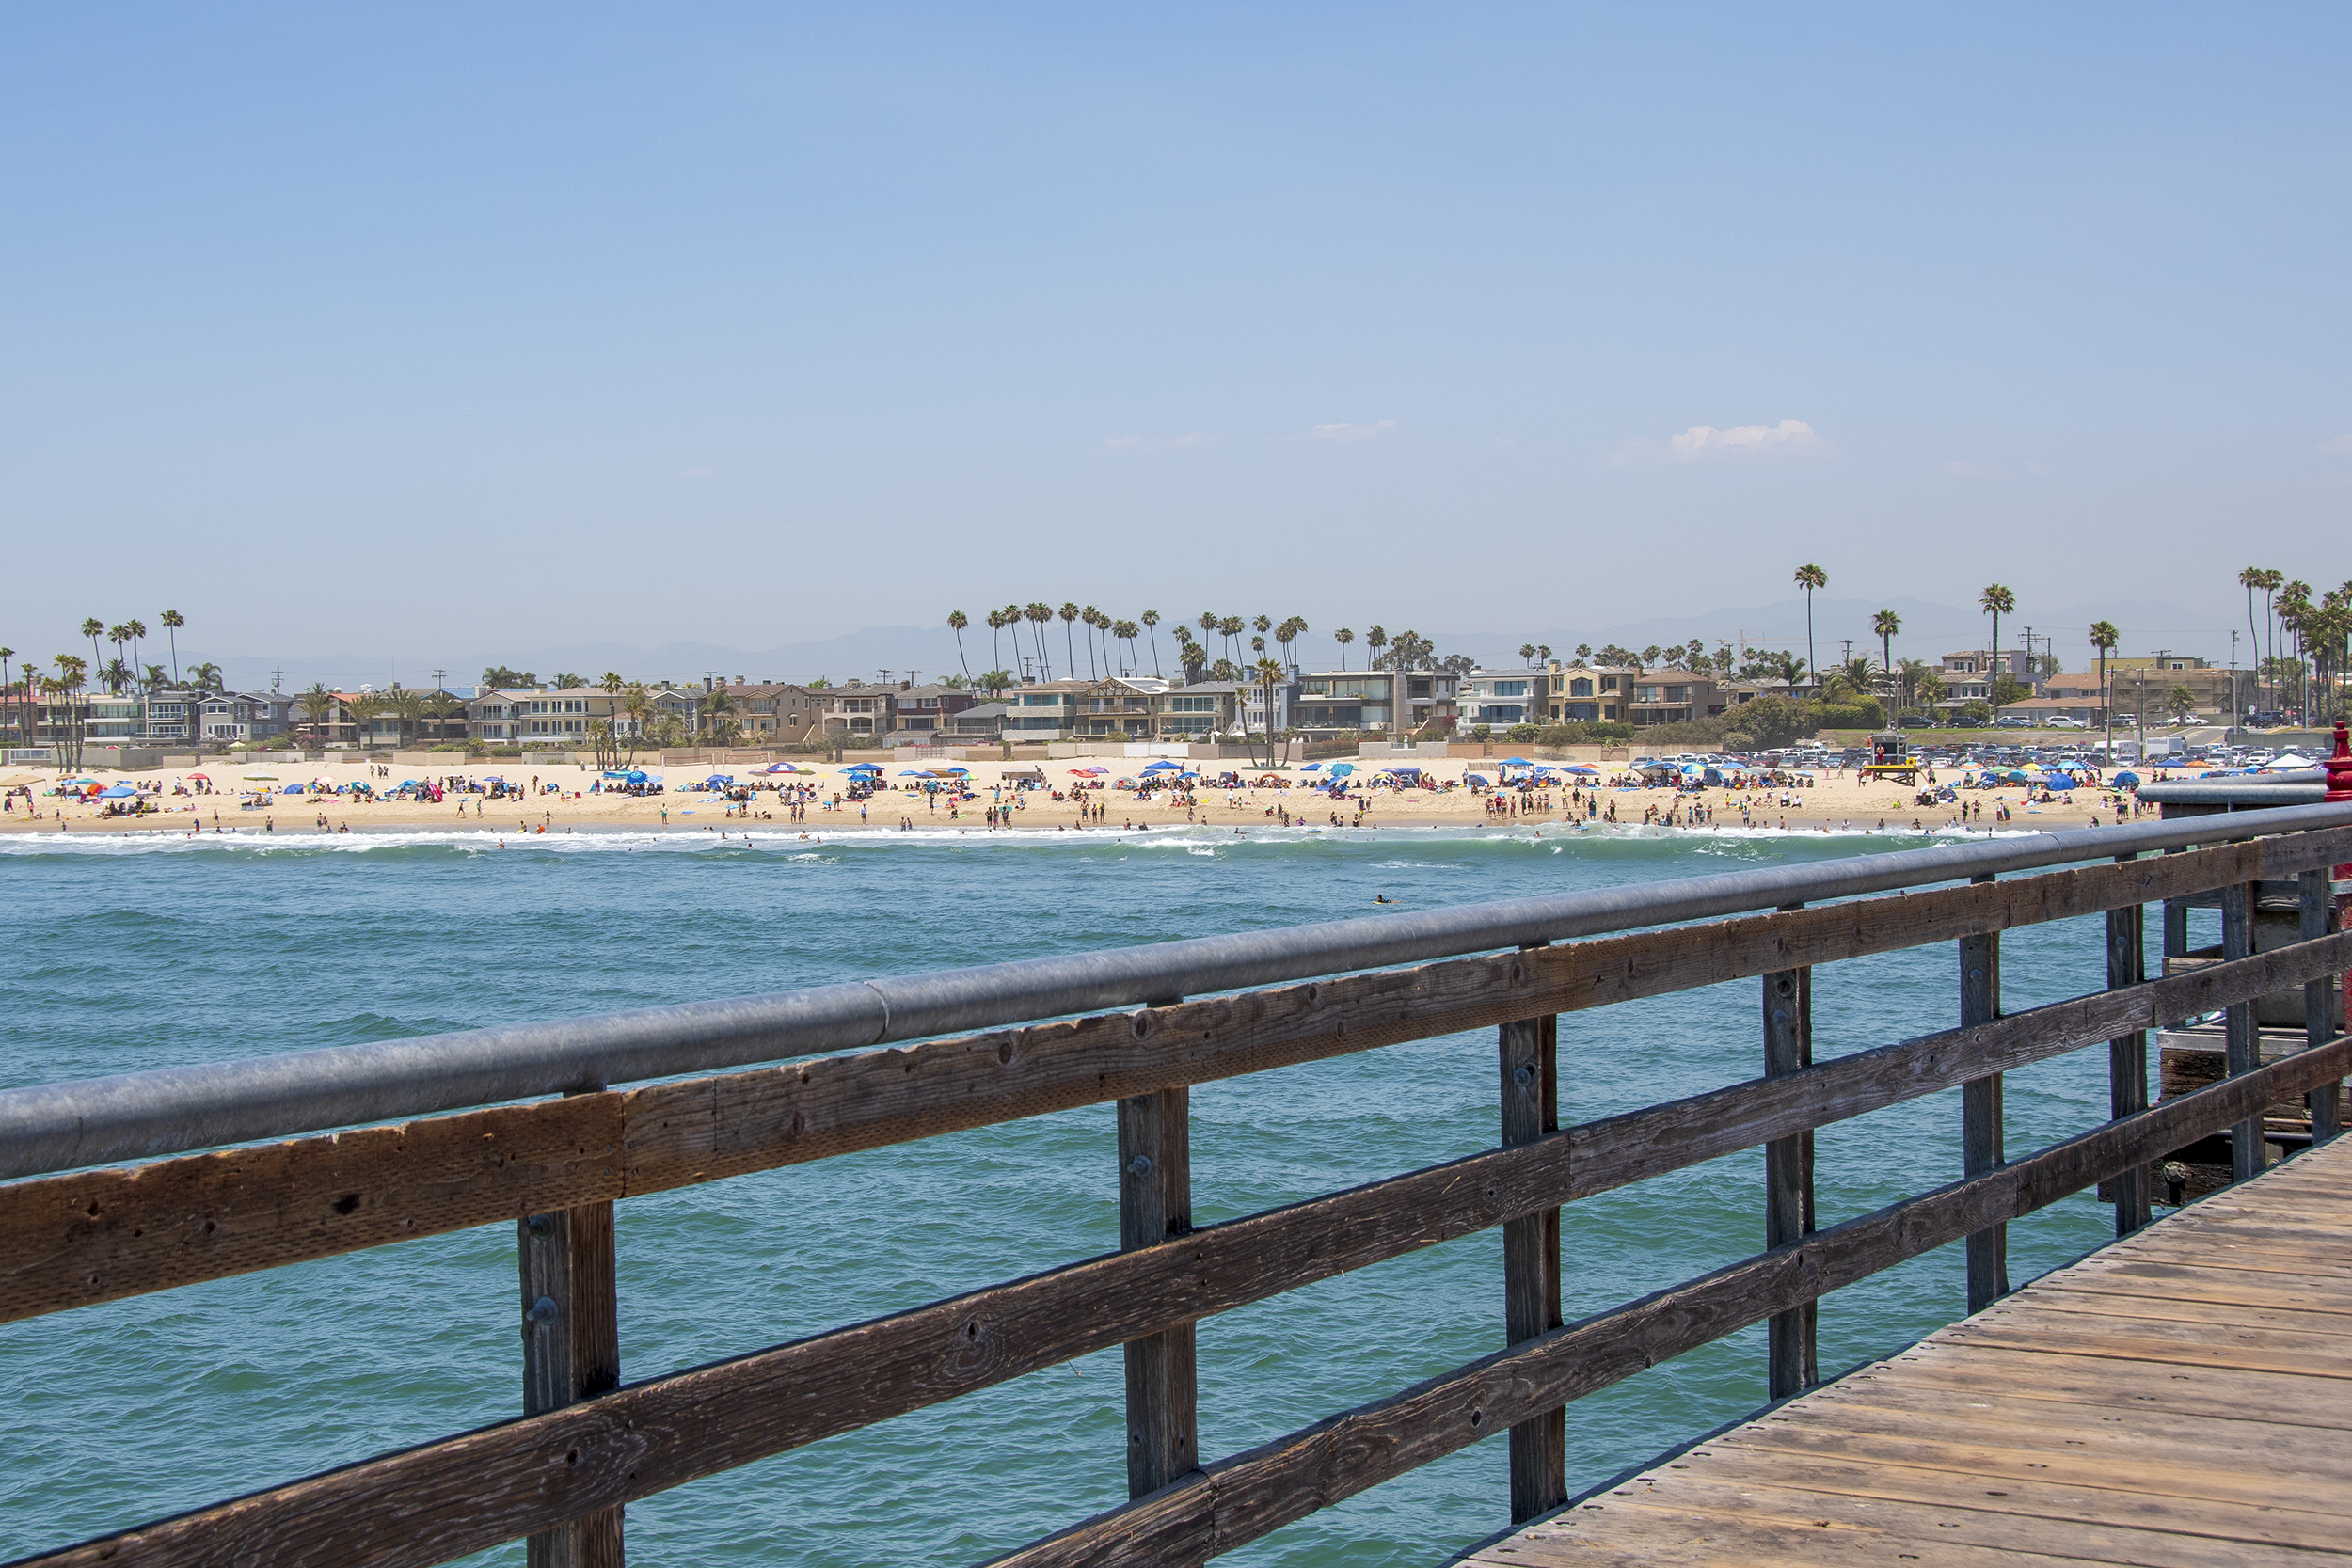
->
(5, 801, 2348, 1181)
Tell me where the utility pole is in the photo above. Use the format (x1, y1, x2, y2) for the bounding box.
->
(271, 665, 282, 695)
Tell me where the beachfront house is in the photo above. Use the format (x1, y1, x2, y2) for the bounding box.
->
(993, 679, 1090, 741)
(1289, 669, 1458, 738)
(1460, 670, 1539, 727)
(942, 701, 1009, 742)
(1152, 681, 1242, 741)
(710, 682, 825, 743)
(888, 682, 981, 737)
(1938, 648, 2039, 704)
(198, 692, 294, 744)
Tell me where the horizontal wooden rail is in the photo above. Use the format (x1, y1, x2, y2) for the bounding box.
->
(21, 929, 2349, 1568)
(983, 1031, 2352, 1568)
(8, 830, 2339, 1325)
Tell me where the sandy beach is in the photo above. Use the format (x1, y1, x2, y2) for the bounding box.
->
(0, 754, 2158, 838)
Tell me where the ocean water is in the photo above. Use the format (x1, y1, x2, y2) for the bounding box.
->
(0, 823, 2178, 1567)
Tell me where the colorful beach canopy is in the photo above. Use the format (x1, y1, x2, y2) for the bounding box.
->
(1142, 761, 1183, 772)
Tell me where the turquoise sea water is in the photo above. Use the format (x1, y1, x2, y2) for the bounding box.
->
(0, 824, 2165, 1567)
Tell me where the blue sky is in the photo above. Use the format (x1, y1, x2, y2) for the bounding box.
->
(3, 5, 2346, 678)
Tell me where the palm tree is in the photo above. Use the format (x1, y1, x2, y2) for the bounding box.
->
(702, 684, 736, 740)
(187, 662, 224, 694)
(101, 657, 131, 694)
(1025, 602, 1054, 678)
(1518, 642, 1537, 665)
(80, 618, 104, 682)
(2240, 567, 2265, 706)
(947, 610, 970, 678)
(2089, 620, 2119, 754)
(1366, 625, 1388, 670)
(344, 691, 382, 751)
(1082, 607, 1105, 678)
(1792, 564, 1827, 681)
(1113, 620, 1140, 675)
(1276, 616, 1307, 673)
(1334, 627, 1354, 669)
(160, 609, 184, 685)
(1217, 615, 1245, 665)
(124, 618, 147, 680)
(424, 689, 463, 747)
(1141, 610, 1163, 676)
(301, 683, 337, 744)
(1254, 657, 1287, 768)
(0, 646, 12, 750)
(621, 683, 651, 762)
(2167, 685, 2198, 726)
(1897, 657, 1931, 715)
(49, 656, 88, 768)
(1979, 583, 2015, 713)
(1871, 608, 1900, 673)
(1058, 603, 1081, 680)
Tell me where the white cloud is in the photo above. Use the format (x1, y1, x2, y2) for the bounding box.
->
(1105, 432, 1204, 450)
(1306, 420, 1397, 442)
(2321, 433, 2352, 456)
(1612, 419, 1829, 464)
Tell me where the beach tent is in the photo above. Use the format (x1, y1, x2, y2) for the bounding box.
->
(1142, 761, 1183, 772)
(2044, 774, 2076, 789)
(1501, 757, 1533, 766)
(281, 784, 303, 794)
(1466, 773, 1491, 785)
(97, 784, 136, 799)
(842, 763, 882, 773)
(898, 769, 928, 776)
(2265, 754, 2318, 770)
(1327, 763, 1353, 776)
(2115, 770, 2141, 787)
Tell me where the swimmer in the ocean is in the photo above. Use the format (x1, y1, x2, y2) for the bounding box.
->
(1374, 894, 1395, 904)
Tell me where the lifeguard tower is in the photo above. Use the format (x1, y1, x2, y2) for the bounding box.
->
(1862, 729, 1917, 784)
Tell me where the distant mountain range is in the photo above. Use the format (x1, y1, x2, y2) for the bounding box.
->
(174, 595, 2243, 695)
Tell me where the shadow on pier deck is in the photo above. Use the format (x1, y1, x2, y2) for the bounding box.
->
(1469, 1133, 2352, 1567)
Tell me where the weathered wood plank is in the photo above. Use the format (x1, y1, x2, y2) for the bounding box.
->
(7, 838, 2334, 1327)
(518, 1201, 623, 1568)
(2226, 879, 2263, 1182)
(1118, 1086, 1196, 1503)
(2306, 866, 2343, 1143)
(1498, 1005, 1563, 1522)
(1959, 876, 2007, 1313)
(2108, 852, 2152, 1235)
(1760, 955, 1813, 1401)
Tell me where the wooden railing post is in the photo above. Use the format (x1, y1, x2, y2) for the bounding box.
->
(519, 1200, 623, 1568)
(1762, 902, 1816, 1399)
(1118, 1085, 1197, 1500)
(1499, 993, 1565, 1522)
(2107, 855, 2151, 1234)
(2302, 866, 2341, 1145)
(2222, 879, 2264, 1182)
(1961, 873, 2008, 1312)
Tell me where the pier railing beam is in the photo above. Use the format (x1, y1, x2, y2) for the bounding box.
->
(1499, 974, 1565, 1523)
(1962, 874, 2009, 1312)
(1118, 1085, 1197, 1501)
(518, 1200, 623, 1568)
(2108, 855, 2151, 1234)
(1763, 901, 1817, 1400)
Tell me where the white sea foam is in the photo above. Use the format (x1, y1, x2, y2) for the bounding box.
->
(0, 819, 2043, 857)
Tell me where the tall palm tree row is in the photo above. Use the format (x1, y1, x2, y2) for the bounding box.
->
(160, 609, 184, 685)
(2088, 619, 2119, 751)
(1140, 610, 1162, 676)
(1333, 627, 1354, 668)
(947, 610, 970, 678)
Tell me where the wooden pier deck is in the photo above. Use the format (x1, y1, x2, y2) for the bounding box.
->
(1467, 1134, 2352, 1568)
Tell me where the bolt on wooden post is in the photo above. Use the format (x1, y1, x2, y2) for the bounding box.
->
(2107, 855, 2151, 1236)
(1118, 1085, 1197, 1500)
(1499, 974, 1565, 1523)
(2222, 879, 2263, 1182)
(1961, 874, 2009, 1312)
(518, 1201, 623, 1568)
(1762, 911, 1816, 1398)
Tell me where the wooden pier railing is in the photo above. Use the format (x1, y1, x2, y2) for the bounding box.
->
(4, 805, 2351, 1567)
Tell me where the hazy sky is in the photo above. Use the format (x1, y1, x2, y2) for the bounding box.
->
(4, 6, 2347, 672)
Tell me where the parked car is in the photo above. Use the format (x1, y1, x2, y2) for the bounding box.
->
(1947, 715, 1986, 728)
(1896, 713, 1936, 728)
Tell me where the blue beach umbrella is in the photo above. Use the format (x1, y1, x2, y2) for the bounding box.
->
(97, 784, 136, 798)
(2115, 770, 2141, 787)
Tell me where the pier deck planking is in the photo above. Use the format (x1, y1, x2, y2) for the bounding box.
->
(1462, 1133, 2352, 1568)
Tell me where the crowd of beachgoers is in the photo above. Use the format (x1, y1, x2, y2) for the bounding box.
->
(0, 751, 2191, 838)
